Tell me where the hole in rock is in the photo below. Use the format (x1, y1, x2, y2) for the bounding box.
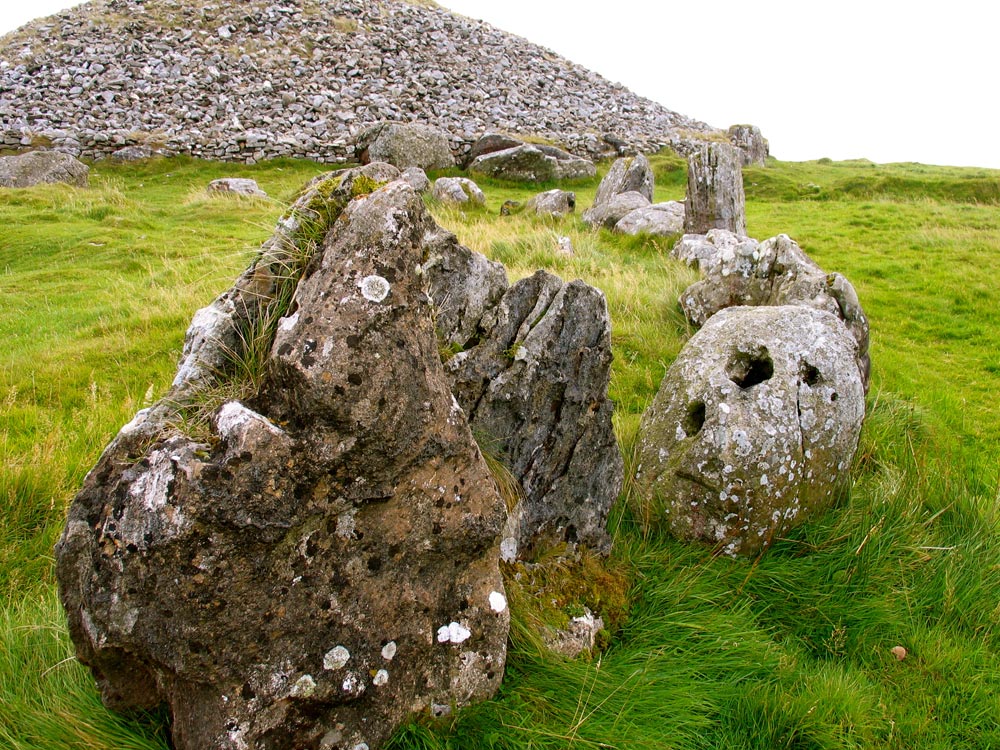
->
(801, 363, 821, 386)
(683, 400, 706, 437)
(830, 392, 839, 402)
(727, 348, 774, 388)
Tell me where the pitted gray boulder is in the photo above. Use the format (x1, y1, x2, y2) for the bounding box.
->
(672, 230, 870, 389)
(615, 201, 685, 237)
(55, 180, 509, 750)
(526, 189, 576, 217)
(582, 190, 650, 229)
(432, 268, 623, 557)
(0, 149, 88, 187)
(637, 305, 865, 557)
(469, 144, 596, 183)
(433, 176, 486, 205)
(594, 154, 654, 205)
(684, 142, 746, 235)
(356, 122, 455, 170)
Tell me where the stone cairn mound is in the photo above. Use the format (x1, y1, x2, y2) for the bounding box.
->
(56, 166, 622, 748)
(0, 0, 717, 163)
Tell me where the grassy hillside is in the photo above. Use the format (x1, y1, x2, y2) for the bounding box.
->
(1, 154, 998, 749)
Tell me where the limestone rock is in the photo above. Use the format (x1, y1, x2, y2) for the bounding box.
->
(684, 142, 746, 235)
(433, 176, 486, 205)
(582, 190, 650, 229)
(55, 180, 509, 750)
(436, 269, 623, 557)
(728, 124, 769, 167)
(0, 149, 88, 187)
(400, 166, 431, 193)
(110, 144, 154, 161)
(525, 188, 576, 217)
(468, 144, 595, 183)
(637, 305, 865, 557)
(207, 177, 267, 197)
(356, 122, 455, 170)
(615, 201, 685, 237)
(466, 133, 524, 165)
(543, 609, 604, 658)
(594, 154, 654, 205)
(672, 230, 870, 389)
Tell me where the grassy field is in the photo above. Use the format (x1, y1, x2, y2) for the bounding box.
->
(1, 152, 998, 749)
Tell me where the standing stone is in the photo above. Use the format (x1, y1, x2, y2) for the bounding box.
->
(684, 141, 746, 235)
(434, 269, 623, 558)
(593, 154, 654, 206)
(637, 305, 865, 557)
(0, 149, 89, 187)
(728, 124, 769, 167)
(55, 180, 509, 750)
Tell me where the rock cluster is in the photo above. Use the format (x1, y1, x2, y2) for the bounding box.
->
(583, 154, 685, 238)
(672, 230, 871, 389)
(56, 166, 623, 747)
(468, 141, 596, 183)
(0, 0, 715, 164)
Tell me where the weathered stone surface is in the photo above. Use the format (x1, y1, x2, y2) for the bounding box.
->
(525, 188, 576, 217)
(0, 0, 720, 164)
(55, 180, 509, 750)
(468, 144, 595, 183)
(433, 268, 623, 557)
(615, 201, 685, 237)
(0, 149, 88, 187)
(582, 190, 650, 229)
(110, 144, 154, 161)
(728, 124, 769, 167)
(543, 609, 604, 658)
(671, 230, 870, 389)
(466, 133, 524, 165)
(594, 154, 654, 205)
(207, 177, 267, 197)
(433, 176, 486, 205)
(637, 305, 865, 557)
(400, 166, 431, 193)
(356, 122, 455, 170)
(684, 142, 746, 235)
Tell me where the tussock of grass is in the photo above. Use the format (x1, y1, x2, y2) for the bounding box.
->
(2, 154, 999, 748)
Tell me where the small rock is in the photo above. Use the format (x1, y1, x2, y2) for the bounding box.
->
(582, 191, 650, 229)
(206, 177, 267, 197)
(525, 188, 576, 217)
(432, 176, 485, 205)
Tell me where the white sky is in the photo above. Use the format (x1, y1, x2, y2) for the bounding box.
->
(2, 0, 998, 168)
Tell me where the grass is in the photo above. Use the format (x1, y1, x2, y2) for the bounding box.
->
(2, 153, 999, 748)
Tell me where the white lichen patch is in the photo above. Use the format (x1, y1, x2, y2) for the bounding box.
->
(323, 646, 351, 670)
(278, 311, 300, 332)
(381, 641, 397, 660)
(372, 669, 389, 686)
(436, 621, 471, 644)
(358, 274, 390, 303)
(489, 591, 508, 613)
(290, 674, 316, 698)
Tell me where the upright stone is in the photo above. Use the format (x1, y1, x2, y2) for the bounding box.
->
(593, 154, 654, 206)
(684, 141, 746, 235)
(728, 124, 769, 167)
(55, 179, 509, 750)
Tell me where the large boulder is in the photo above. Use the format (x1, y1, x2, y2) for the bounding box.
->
(433, 268, 623, 558)
(672, 230, 870, 389)
(684, 141, 746, 235)
(0, 149, 89, 187)
(468, 144, 596, 183)
(525, 188, 576, 217)
(728, 124, 769, 167)
(356, 122, 456, 170)
(637, 305, 865, 557)
(207, 177, 267, 197)
(466, 133, 525, 165)
(582, 190, 650, 229)
(55, 178, 509, 750)
(593, 154, 654, 205)
(433, 176, 486, 205)
(615, 201, 685, 237)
